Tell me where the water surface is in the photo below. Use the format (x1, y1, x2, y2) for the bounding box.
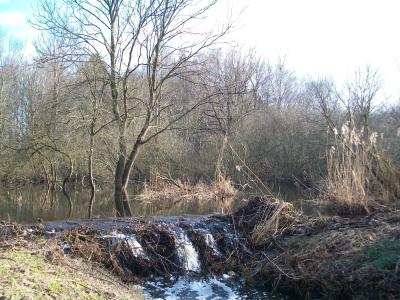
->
(0, 183, 306, 223)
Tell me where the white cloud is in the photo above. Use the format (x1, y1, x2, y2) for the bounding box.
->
(0, 0, 9, 3)
(0, 11, 26, 27)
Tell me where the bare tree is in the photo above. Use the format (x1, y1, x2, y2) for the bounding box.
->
(309, 79, 340, 133)
(199, 49, 265, 181)
(74, 55, 109, 218)
(263, 59, 298, 109)
(345, 66, 381, 139)
(34, 0, 230, 216)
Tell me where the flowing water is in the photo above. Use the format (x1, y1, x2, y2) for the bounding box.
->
(175, 228, 201, 272)
(139, 276, 286, 299)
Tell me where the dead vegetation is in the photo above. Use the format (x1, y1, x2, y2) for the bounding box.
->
(236, 197, 332, 247)
(322, 122, 400, 216)
(56, 216, 251, 282)
(234, 196, 400, 299)
(137, 176, 239, 214)
(60, 225, 180, 280)
(233, 196, 324, 246)
(247, 212, 400, 299)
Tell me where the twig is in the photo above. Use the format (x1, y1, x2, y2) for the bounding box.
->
(262, 252, 299, 280)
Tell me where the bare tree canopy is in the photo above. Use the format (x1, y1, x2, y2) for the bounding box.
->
(32, 0, 231, 216)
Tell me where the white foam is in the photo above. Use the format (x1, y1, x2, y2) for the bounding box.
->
(126, 236, 146, 257)
(102, 230, 127, 240)
(204, 233, 221, 256)
(102, 231, 146, 258)
(143, 277, 239, 300)
(175, 231, 201, 272)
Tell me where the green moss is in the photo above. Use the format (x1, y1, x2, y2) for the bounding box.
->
(287, 238, 304, 248)
(365, 239, 400, 271)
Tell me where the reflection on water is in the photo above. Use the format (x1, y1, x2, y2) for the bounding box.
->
(0, 184, 115, 223)
(0, 183, 306, 223)
(269, 182, 316, 215)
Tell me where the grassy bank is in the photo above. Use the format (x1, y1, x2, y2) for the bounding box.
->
(0, 235, 144, 300)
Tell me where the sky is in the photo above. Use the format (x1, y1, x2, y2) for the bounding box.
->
(1, 0, 400, 102)
(0, 0, 35, 54)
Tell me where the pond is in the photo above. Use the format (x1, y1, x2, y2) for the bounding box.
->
(0, 182, 308, 223)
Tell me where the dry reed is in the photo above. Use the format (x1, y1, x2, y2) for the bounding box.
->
(323, 122, 400, 215)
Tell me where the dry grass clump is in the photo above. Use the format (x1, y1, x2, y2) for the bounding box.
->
(251, 201, 303, 245)
(234, 196, 305, 246)
(137, 177, 239, 213)
(323, 122, 400, 215)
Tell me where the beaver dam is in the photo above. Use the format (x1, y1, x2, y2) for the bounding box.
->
(2, 196, 400, 299)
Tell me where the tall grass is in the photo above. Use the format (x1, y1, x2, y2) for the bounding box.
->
(323, 122, 400, 215)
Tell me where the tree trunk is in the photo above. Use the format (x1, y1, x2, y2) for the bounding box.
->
(114, 155, 127, 217)
(114, 182, 133, 217)
(62, 154, 74, 219)
(114, 145, 134, 218)
(50, 160, 56, 191)
(88, 133, 96, 218)
(40, 161, 50, 204)
(114, 137, 144, 217)
(215, 134, 228, 182)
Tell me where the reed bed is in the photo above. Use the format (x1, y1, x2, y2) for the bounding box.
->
(323, 122, 400, 215)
